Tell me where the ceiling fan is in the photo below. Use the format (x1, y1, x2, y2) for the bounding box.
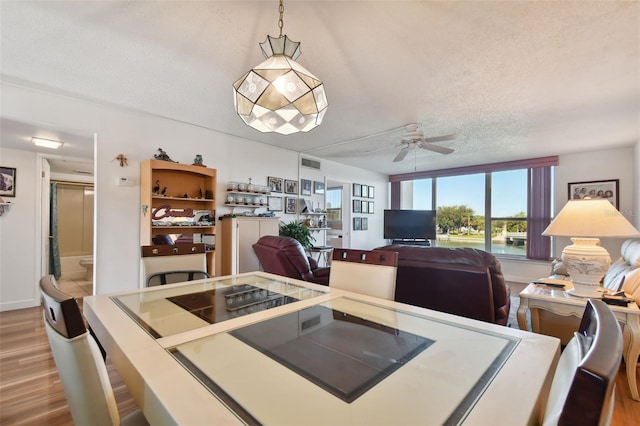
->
(392, 124, 457, 162)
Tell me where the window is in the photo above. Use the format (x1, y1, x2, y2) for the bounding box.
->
(326, 187, 342, 223)
(389, 157, 557, 259)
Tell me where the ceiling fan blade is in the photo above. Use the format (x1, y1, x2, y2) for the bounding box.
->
(421, 134, 457, 143)
(419, 143, 454, 155)
(393, 147, 411, 162)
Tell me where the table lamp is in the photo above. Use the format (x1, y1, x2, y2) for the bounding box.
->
(542, 199, 639, 297)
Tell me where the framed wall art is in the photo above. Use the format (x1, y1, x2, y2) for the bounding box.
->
(0, 167, 16, 197)
(368, 186, 375, 199)
(361, 217, 368, 231)
(361, 200, 368, 213)
(353, 217, 362, 231)
(568, 179, 619, 209)
(268, 177, 283, 193)
(285, 179, 298, 194)
(368, 201, 374, 214)
(314, 181, 325, 194)
(361, 185, 368, 198)
(353, 199, 361, 213)
(268, 196, 283, 211)
(353, 183, 361, 198)
(301, 179, 312, 196)
(285, 197, 297, 214)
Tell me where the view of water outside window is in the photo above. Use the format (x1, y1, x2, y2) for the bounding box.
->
(412, 170, 527, 255)
(325, 188, 342, 223)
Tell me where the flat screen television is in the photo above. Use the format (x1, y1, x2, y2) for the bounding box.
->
(383, 209, 436, 241)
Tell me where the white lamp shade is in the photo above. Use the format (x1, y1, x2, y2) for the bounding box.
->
(542, 199, 639, 238)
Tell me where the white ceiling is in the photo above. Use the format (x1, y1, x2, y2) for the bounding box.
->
(1, 1, 638, 176)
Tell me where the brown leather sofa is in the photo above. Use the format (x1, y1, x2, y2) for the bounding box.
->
(253, 236, 331, 285)
(375, 244, 511, 325)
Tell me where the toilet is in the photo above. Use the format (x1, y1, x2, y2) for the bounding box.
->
(79, 257, 93, 281)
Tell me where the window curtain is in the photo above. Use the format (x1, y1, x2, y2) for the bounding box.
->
(49, 183, 61, 279)
(527, 166, 552, 260)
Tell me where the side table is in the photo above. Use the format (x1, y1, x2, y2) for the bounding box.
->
(307, 246, 334, 267)
(517, 282, 640, 401)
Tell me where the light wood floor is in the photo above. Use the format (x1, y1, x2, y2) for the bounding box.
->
(0, 279, 139, 425)
(1, 280, 639, 425)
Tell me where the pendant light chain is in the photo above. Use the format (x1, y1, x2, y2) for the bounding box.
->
(278, 0, 284, 37)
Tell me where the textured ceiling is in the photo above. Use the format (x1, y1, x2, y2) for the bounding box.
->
(1, 1, 638, 175)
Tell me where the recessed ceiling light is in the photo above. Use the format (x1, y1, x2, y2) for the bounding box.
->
(32, 137, 64, 149)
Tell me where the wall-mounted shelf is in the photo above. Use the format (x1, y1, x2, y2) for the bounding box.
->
(152, 195, 214, 202)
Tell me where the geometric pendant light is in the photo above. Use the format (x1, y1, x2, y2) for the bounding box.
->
(233, 0, 328, 135)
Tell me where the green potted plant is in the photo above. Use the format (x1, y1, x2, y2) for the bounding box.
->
(279, 220, 315, 250)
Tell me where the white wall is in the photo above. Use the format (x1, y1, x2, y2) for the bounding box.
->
(0, 149, 39, 310)
(0, 81, 388, 310)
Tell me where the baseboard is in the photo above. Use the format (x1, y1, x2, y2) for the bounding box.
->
(1, 298, 40, 312)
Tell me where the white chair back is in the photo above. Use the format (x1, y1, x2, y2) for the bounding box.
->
(141, 244, 207, 286)
(329, 249, 398, 300)
(40, 275, 148, 426)
(542, 298, 622, 426)
(40, 275, 121, 426)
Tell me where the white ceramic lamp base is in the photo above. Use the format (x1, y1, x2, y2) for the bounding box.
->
(562, 237, 611, 298)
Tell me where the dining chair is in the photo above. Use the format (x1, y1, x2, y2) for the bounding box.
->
(542, 298, 623, 426)
(40, 275, 149, 426)
(141, 243, 209, 286)
(329, 248, 399, 300)
(146, 270, 210, 286)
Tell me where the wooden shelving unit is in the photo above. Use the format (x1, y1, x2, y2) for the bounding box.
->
(140, 159, 217, 275)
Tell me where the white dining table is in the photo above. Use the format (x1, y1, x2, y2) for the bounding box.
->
(84, 272, 560, 425)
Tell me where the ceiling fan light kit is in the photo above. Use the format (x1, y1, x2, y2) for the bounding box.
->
(233, 0, 328, 135)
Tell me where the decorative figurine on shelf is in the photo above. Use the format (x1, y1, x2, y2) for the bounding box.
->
(192, 154, 204, 166)
(154, 148, 175, 162)
(198, 187, 203, 198)
(161, 187, 167, 196)
(153, 180, 160, 194)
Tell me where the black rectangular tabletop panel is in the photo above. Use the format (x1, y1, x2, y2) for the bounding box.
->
(167, 284, 298, 324)
(230, 305, 433, 403)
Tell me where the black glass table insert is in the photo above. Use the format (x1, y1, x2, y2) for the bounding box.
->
(167, 284, 297, 324)
(229, 305, 433, 403)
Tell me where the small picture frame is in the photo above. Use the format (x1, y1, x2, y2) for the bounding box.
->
(361, 185, 368, 198)
(268, 177, 283, 193)
(568, 179, 619, 209)
(353, 199, 361, 213)
(314, 180, 325, 194)
(353, 217, 362, 231)
(285, 196, 297, 214)
(368, 201, 374, 214)
(268, 196, 283, 211)
(301, 179, 312, 196)
(0, 166, 16, 197)
(361, 200, 368, 213)
(284, 179, 298, 194)
(361, 217, 368, 231)
(353, 183, 361, 198)
(368, 186, 375, 199)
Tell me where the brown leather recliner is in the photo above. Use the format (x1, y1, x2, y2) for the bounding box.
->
(253, 236, 331, 285)
(375, 244, 511, 325)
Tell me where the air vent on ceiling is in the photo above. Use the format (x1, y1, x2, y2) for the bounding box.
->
(301, 157, 321, 170)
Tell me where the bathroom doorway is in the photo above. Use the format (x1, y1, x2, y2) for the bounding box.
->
(50, 180, 94, 290)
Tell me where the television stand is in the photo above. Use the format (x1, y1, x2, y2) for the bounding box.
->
(391, 239, 431, 247)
